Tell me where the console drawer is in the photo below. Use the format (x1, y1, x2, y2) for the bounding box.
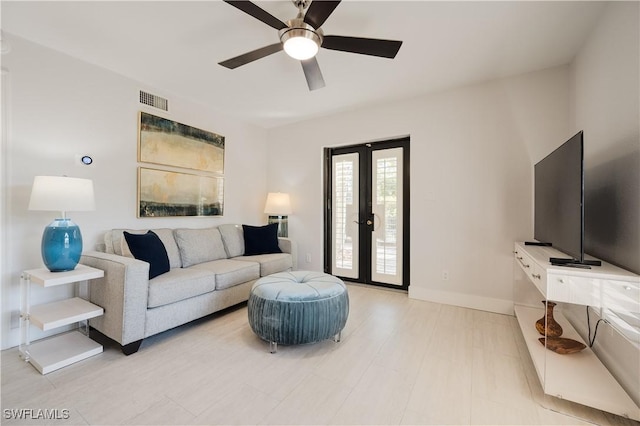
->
(514, 248, 534, 274)
(602, 279, 639, 313)
(514, 245, 546, 296)
(547, 274, 601, 306)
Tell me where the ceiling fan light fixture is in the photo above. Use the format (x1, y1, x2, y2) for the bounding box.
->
(280, 24, 321, 60)
(284, 36, 318, 60)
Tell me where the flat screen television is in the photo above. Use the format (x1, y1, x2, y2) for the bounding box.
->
(533, 130, 600, 267)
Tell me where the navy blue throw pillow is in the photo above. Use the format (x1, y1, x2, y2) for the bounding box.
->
(242, 223, 282, 256)
(123, 231, 170, 279)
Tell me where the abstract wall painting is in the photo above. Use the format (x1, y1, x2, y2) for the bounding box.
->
(138, 112, 225, 174)
(138, 167, 224, 218)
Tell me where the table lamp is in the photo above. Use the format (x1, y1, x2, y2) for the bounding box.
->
(264, 192, 292, 237)
(28, 176, 95, 272)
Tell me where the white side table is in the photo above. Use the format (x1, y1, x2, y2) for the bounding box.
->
(19, 264, 105, 374)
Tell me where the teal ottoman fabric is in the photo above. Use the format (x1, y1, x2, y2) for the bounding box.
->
(248, 271, 349, 347)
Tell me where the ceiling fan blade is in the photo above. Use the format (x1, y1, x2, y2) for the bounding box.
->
(322, 35, 402, 59)
(224, 1, 287, 31)
(304, 1, 341, 29)
(301, 57, 325, 91)
(219, 43, 283, 69)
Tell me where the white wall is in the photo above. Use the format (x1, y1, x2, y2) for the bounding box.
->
(267, 66, 570, 314)
(566, 1, 640, 407)
(1, 35, 269, 349)
(572, 1, 639, 275)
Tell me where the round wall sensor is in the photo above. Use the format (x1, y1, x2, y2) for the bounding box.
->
(81, 155, 93, 165)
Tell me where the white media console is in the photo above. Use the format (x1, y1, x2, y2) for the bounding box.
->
(513, 242, 640, 421)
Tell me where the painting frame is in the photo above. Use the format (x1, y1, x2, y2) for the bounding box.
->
(138, 111, 225, 174)
(137, 167, 224, 218)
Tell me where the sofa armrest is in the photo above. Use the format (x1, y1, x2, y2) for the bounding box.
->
(80, 251, 149, 346)
(278, 237, 298, 270)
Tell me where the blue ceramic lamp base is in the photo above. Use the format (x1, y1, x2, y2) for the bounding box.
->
(41, 218, 83, 272)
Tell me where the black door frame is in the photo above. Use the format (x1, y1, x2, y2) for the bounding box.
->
(324, 136, 410, 290)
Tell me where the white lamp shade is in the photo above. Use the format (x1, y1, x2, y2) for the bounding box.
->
(28, 176, 95, 213)
(264, 192, 292, 215)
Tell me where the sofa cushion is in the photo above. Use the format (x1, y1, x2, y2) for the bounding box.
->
(123, 231, 170, 279)
(242, 223, 282, 256)
(147, 268, 217, 308)
(174, 228, 227, 268)
(191, 259, 260, 290)
(108, 228, 182, 269)
(218, 224, 244, 258)
(235, 253, 293, 277)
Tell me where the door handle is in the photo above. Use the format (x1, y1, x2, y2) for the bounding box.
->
(353, 219, 374, 225)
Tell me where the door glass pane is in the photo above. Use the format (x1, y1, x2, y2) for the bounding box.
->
(371, 147, 403, 285)
(332, 153, 359, 279)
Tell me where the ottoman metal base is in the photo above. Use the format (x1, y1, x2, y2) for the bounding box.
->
(248, 271, 349, 353)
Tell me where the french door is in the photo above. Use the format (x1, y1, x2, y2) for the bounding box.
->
(324, 137, 409, 290)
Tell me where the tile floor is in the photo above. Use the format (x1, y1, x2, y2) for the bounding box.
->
(1, 283, 637, 425)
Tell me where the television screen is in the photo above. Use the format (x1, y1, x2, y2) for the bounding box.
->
(534, 131, 584, 262)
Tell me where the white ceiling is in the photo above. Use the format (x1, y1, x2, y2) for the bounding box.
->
(2, 1, 607, 129)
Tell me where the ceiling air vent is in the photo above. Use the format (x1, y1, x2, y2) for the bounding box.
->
(139, 90, 168, 111)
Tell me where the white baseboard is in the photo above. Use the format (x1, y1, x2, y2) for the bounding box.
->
(409, 287, 514, 316)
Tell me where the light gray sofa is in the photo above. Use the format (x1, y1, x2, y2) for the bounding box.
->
(79, 224, 296, 355)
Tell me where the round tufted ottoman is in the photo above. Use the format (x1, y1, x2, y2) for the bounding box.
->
(248, 271, 349, 353)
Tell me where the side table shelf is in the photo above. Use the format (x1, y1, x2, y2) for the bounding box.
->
(30, 297, 103, 331)
(20, 264, 105, 375)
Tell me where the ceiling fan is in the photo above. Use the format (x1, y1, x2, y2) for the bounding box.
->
(219, 0, 403, 91)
